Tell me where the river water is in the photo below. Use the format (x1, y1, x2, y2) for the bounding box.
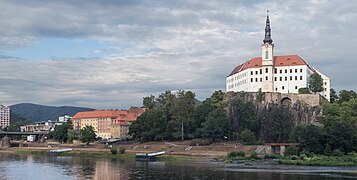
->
(0, 153, 356, 180)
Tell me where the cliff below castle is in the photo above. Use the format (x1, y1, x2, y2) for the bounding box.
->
(224, 92, 323, 142)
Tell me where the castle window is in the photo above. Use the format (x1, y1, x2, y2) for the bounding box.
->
(295, 86, 298, 89)
(324, 82, 327, 85)
(251, 78, 253, 82)
(256, 78, 258, 82)
(265, 76, 268, 81)
(280, 70, 282, 74)
(300, 76, 303, 80)
(265, 51, 268, 59)
(295, 76, 297, 80)
(300, 69, 303, 73)
(274, 77, 277, 81)
(275, 88, 277, 91)
(280, 77, 282, 81)
(290, 69, 292, 73)
(266, 68, 268, 73)
(260, 78, 262, 82)
(285, 69, 287, 73)
(260, 69, 262, 74)
(295, 69, 298, 73)
(285, 77, 287, 81)
(274, 68, 277, 74)
(290, 76, 292, 81)
(282, 86, 285, 90)
(251, 71, 253, 75)
(256, 71, 258, 75)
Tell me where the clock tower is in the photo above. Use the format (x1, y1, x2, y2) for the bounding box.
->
(261, 11, 274, 92)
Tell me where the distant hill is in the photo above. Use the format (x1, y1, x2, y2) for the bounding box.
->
(10, 103, 94, 122)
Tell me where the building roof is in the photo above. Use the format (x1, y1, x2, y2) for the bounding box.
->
(228, 55, 312, 76)
(73, 108, 145, 120)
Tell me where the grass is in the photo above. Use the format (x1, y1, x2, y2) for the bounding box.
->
(156, 155, 192, 161)
(279, 155, 357, 166)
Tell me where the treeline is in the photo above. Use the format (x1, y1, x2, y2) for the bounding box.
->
(129, 89, 357, 154)
(129, 90, 294, 143)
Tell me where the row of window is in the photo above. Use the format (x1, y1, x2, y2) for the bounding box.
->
(250, 68, 304, 75)
(275, 86, 299, 91)
(250, 76, 304, 83)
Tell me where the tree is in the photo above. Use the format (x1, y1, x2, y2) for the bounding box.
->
(330, 88, 338, 103)
(308, 72, 323, 93)
(337, 90, 357, 104)
(264, 105, 293, 143)
(324, 121, 357, 154)
(79, 125, 96, 144)
(198, 107, 229, 141)
(293, 124, 325, 154)
(240, 129, 256, 144)
(50, 122, 73, 143)
(298, 87, 311, 94)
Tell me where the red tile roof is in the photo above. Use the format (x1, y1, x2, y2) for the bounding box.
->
(73, 108, 145, 120)
(228, 55, 311, 76)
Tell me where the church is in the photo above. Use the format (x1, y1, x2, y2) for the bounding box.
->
(226, 12, 331, 101)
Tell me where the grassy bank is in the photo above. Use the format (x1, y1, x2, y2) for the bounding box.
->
(279, 155, 357, 166)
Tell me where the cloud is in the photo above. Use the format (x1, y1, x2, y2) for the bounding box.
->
(0, 0, 356, 108)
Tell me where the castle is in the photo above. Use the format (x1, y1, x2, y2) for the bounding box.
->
(226, 12, 330, 101)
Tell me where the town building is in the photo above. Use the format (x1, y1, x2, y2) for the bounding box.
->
(20, 120, 65, 132)
(72, 107, 145, 140)
(226, 12, 330, 101)
(0, 104, 10, 129)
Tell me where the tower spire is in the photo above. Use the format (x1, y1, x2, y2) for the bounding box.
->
(263, 10, 273, 44)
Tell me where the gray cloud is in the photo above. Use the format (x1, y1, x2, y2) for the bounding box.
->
(0, 0, 356, 108)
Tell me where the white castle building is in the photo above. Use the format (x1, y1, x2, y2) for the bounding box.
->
(226, 12, 330, 101)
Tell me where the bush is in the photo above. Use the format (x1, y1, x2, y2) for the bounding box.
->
(285, 146, 298, 156)
(228, 150, 245, 158)
(240, 129, 256, 145)
(250, 152, 259, 159)
(110, 147, 118, 155)
(119, 147, 126, 154)
(264, 154, 281, 159)
(331, 149, 344, 156)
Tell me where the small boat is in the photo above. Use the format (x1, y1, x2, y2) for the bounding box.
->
(47, 148, 72, 155)
(135, 151, 165, 161)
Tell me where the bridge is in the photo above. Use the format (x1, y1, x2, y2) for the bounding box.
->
(0, 131, 49, 136)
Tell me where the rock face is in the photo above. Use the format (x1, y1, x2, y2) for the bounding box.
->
(225, 91, 323, 126)
(224, 92, 323, 142)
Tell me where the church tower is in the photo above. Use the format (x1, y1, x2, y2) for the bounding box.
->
(261, 11, 274, 92)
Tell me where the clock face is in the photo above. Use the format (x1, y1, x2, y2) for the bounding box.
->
(265, 44, 269, 47)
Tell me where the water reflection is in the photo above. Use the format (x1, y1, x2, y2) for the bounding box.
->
(0, 153, 356, 180)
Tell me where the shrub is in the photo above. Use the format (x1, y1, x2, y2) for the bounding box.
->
(285, 146, 298, 156)
(250, 152, 259, 159)
(331, 149, 344, 156)
(110, 148, 118, 155)
(264, 154, 281, 159)
(291, 155, 299, 160)
(119, 147, 126, 154)
(240, 129, 256, 145)
(228, 150, 245, 158)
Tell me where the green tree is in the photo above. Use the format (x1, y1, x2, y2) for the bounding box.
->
(298, 87, 311, 94)
(293, 124, 325, 154)
(337, 90, 357, 104)
(308, 72, 323, 93)
(198, 107, 229, 141)
(330, 88, 338, 103)
(264, 105, 293, 143)
(67, 129, 79, 143)
(240, 129, 256, 144)
(50, 122, 73, 143)
(324, 121, 357, 153)
(143, 95, 156, 109)
(79, 125, 96, 144)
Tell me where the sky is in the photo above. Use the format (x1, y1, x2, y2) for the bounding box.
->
(0, 0, 356, 109)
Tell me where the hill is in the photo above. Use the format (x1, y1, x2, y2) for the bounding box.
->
(10, 103, 94, 122)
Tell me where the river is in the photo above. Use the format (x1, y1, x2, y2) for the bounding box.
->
(0, 153, 356, 180)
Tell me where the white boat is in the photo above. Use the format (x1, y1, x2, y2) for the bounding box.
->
(48, 148, 72, 154)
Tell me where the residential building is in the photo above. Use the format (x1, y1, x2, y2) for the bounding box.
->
(0, 104, 10, 129)
(72, 107, 145, 139)
(20, 120, 65, 132)
(226, 12, 331, 101)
